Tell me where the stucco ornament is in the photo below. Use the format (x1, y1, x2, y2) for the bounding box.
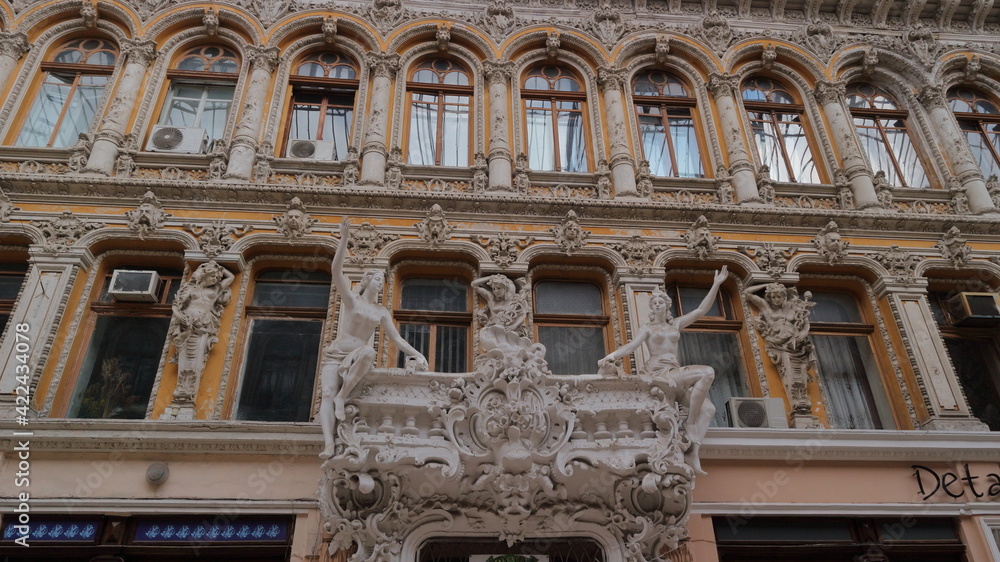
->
(471, 231, 534, 268)
(755, 164, 775, 205)
(208, 140, 228, 180)
(472, 152, 488, 193)
(595, 159, 612, 199)
(436, 23, 451, 51)
(67, 134, 92, 173)
(906, 25, 942, 68)
(862, 48, 879, 76)
(716, 165, 735, 204)
(385, 147, 403, 189)
(634, 159, 653, 198)
(697, 10, 732, 53)
(545, 30, 560, 58)
(253, 141, 274, 183)
(874, 170, 893, 208)
(745, 282, 816, 421)
(32, 211, 104, 253)
(274, 197, 318, 239)
(799, 19, 839, 58)
(0, 187, 19, 223)
(81, 0, 98, 27)
(949, 181, 971, 215)
(318, 218, 428, 459)
(479, 0, 520, 41)
(609, 235, 665, 274)
(550, 210, 590, 256)
(168, 261, 233, 405)
(244, 0, 294, 27)
(837, 185, 855, 210)
(601, 270, 726, 472)
(964, 55, 982, 83)
(872, 245, 920, 283)
(654, 35, 671, 66)
(684, 215, 720, 260)
(126, 191, 171, 238)
(586, 0, 628, 47)
(811, 221, 849, 265)
(362, 0, 408, 34)
(761, 43, 776, 70)
(935, 226, 972, 269)
(322, 16, 338, 43)
(184, 221, 252, 258)
(738, 243, 795, 278)
(202, 7, 219, 35)
(472, 274, 530, 340)
(342, 146, 360, 186)
(0, 32, 31, 60)
(414, 204, 453, 249)
(989, 175, 1000, 209)
(513, 152, 530, 194)
(346, 222, 399, 264)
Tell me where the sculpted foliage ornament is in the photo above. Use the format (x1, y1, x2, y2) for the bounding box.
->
(342, 146, 360, 186)
(32, 211, 104, 253)
(745, 282, 816, 421)
(873, 245, 921, 283)
(811, 221, 849, 265)
(471, 231, 534, 268)
(755, 164, 775, 205)
(274, 197, 318, 239)
(126, 191, 171, 239)
(347, 222, 399, 264)
(67, 134, 92, 173)
(359, 0, 408, 34)
(906, 25, 942, 68)
(635, 159, 653, 198)
(738, 243, 795, 278)
(696, 10, 732, 54)
(990, 175, 1000, 209)
(0, 32, 31, 60)
(874, 170, 893, 208)
(550, 210, 590, 256)
(253, 141, 274, 183)
(479, 0, 520, 41)
(0, 187, 19, 223)
(609, 235, 666, 274)
(385, 146, 403, 190)
(798, 19, 840, 58)
(414, 204, 453, 248)
(716, 165, 735, 204)
(935, 226, 972, 269)
(185, 221, 252, 258)
(949, 181, 971, 215)
(586, 0, 629, 47)
(472, 152, 488, 193)
(684, 215, 719, 260)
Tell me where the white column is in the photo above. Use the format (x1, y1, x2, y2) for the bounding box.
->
(597, 67, 639, 198)
(0, 249, 91, 417)
(224, 46, 280, 181)
(358, 52, 400, 186)
(0, 31, 31, 98)
(84, 39, 157, 175)
(814, 80, 880, 209)
(484, 60, 513, 191)
(920, 85, 997, 214)
(707, 73, 758, 203)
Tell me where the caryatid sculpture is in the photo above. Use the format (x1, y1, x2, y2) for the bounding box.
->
(168, 260, 235, 402)
(598, 267, 728, 474)
(744, 282, 816, 422)
(471, 273, 530, 345)
(319, 218, 428, 459)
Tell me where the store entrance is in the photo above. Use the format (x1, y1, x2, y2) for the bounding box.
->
(418, 538, 605, 562)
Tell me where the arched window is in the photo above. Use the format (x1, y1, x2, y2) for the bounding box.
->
(533, 279, 608, 375)
(236, 270, 330, 422)
(285, 52, 358, 160)
(846, 84, 929, 188)
(522, 65, 589, 173)
(406, 59, 471, 167)
(394, 276, 471, 372)
(741, 77, 821, 183)
(632, 70, 704, 178)
(15, 38, 118, 148)
(156, 44, 240, 145)
(948, 87, 1000, 180)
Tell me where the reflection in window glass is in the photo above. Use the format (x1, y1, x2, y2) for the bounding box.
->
(847, 84, 929, 188)
(522, 66, 589, 173)
(407, 60, 471, 167)
(161, 84, 235, 142)
(633, 70, 704, 178)
(949, 87, 1000, 180)
(742, 77, 820, 183)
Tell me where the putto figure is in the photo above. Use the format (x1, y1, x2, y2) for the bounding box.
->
(319, 218, 428, 458)
(598, 266, 727, 474)
(169, 261, 234, 401)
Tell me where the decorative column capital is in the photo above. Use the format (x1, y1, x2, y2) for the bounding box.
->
(918, 84, 947, 110)
(122, 38, 158, 67)
(597, 66, 627, 92)
(246, 45, 280, 73)
(0, 31, 30, 60)
(483, 59, 515, 85)
(365, 51, 400, 79)
(707, 72, 739, 98)
(813, 80, 846, 105)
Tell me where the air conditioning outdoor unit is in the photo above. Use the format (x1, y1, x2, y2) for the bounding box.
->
(145, 125, 209, 154)
(726, 397, 788, 429)
(108, 270, 162, 303)
(948, 292, 1000, 327)
(286, 139, 337, 160)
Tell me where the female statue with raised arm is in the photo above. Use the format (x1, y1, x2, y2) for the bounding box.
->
(319, 218, 428, 459)
(598, 266, 727, 474)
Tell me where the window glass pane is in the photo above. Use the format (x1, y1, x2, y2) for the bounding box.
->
(252, 280, 330, 308)
(882, 121, 929, 188)
(778, 114, 820, 183)
(677, 286, 722, 317)
(401, 279, 468, 312)
(813, 335, 881, 429)
(669, 112, 704, 178)
(964, 128, 1000, 179)
(539, 325, 604, 375)
(526, 103, 555, 171)
(945, 337, 1000, 430)
(290, 104, 320, 140)
(678, 331, 747, 427)
(435, 326, 467, 373)
(441, 100, 469, 167)
(237, 319, 322, 422)
(638, 112, 671, 177)
(535, 282, 602, 315)
(810, 292, 863, 323)
(0, 274, 25, 300)
(14, 75, 73, 147)
(713, 516, 853, 542)
(51, 75, 107, 148)
(408, 93, 438, 166)
(399, 323, 430, 365)
(69, 316, 170, 419)
(749, 114, 789, 182)
(557, 109, 587, 173)
(325, 105, 353, 160)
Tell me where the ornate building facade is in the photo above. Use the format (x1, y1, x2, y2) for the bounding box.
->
(2, 0, 1000, 560)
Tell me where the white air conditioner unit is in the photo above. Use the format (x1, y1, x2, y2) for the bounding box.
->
(145, 125, 209, 154)
(948, 292, 1000, 327)
(108, 270, 162, 303)
(726, 397, 788, 429)
(286, 139, 337, 160)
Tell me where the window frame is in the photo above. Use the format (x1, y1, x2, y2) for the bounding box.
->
(404, 58, 474, 167)
(630, 69, 706, 178)
(846, 84, 929, 188)
(157, 44, 241, 143)
(282, 51, 360, 158)
(948, 86, 1000, 179)
(531, 269, 611, 375)
(741, 77, 821, 184)
(0, 261, 28, 338)
(520, 65, 592, 173)
(392, 275, 473, 373)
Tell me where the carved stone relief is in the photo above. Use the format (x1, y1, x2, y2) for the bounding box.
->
(184, 221, 252, 258)
(550, 210, 590, 256)
(274, 197, 318, 239)
(608, 235, 666, 274)
(346, 222, 399, 264)
(471, 231, 534, 268)
(738, 243, 795, 278)
(125, 191, 171, 238)
(414, 204, 453, 249)
(810, 221, 849, 265)
(32, 211, 104, 253)
(0, 187, 19, 222)
(872, 245, 921, 283)
(683, 215, 719, 260)
(934, 226, 972, 268)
